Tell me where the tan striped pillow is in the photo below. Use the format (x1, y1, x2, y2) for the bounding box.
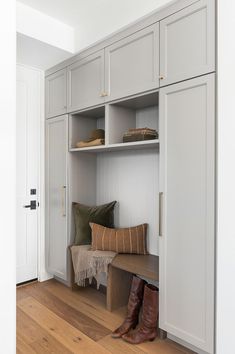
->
(90, 222, 148, 255)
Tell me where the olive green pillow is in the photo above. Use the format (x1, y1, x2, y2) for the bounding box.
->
(72, 201, 117, 245)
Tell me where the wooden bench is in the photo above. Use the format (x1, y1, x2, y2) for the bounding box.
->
(107, 254, 159, 311)
(69, 248, 159, 311)
(69, 249, 165, 338)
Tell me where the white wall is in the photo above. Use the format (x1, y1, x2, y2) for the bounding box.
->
(0, 0, 16, 352)
(16, 2, 75, 53)
(17, 33, 73, 71)
(217, 1, 235, 353)
(96, 149, 159, 255)
(74, 0, 173, 51)
(17, 0, 173, 54)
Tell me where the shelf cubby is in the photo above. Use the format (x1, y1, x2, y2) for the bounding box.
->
(69, 91, 159, 153)
(107, 91, 159, 145)
(69, 105, 106, 150)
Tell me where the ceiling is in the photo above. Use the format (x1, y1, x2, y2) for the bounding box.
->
(18, 0, 172, 27)
(17, 0, 173, 70)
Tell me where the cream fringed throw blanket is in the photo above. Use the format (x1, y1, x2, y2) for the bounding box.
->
(70, 245, 117, 288)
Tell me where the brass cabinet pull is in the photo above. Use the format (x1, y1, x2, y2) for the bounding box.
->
(61, 185, 66, 217)
(159, 192, 163, 236)
(100, 92, 109, 97)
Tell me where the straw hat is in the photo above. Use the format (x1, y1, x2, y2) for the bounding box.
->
(83, 129, 105, 142)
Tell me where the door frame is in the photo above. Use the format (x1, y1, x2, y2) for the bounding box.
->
(16, 63, 52, 283)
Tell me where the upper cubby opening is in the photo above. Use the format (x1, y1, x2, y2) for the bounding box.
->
(108, 91, 159, 145)
(69, 106, 105, 149)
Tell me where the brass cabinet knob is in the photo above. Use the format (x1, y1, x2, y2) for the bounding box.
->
(159, 76, 164, 80)
(100, 92, 109, 97)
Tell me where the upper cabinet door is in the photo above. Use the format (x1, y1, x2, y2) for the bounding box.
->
(45, 69, 67, 119)
(159, 0, 215, 86)
(159, 74, 215, 353)
(67, 50, 105, 112)
(105, 23, 159, 101)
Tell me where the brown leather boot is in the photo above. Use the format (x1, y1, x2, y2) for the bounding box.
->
(111, 276, 146, 338)
(122, 284, 159, 344)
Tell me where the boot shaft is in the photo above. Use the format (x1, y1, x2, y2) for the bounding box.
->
(127, 276, 146, 315)
(141, 284, 159, 328)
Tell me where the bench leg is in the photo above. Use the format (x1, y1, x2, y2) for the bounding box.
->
(107, 265, 132, 312)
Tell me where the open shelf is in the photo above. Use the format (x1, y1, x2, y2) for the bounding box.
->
(69, 105, 105, 150)
(70, 139, 159, 153)
(69, 91, 159, 153)
(108, 91, 159, 145)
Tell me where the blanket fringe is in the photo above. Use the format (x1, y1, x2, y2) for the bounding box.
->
(71, 245, 116, 288)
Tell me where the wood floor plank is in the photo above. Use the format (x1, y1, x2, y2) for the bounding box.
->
(17, 334, 37, 354)
(98, 334, 195, 354)
(18, 296, 111, 354)
(163, 339, 196, 354)
(138, 338, 195, 354)
(23, 282, 110, 341)
(42, 280, 126, 331)
(98, 334, 146, 354)
(17, 307, 73, 354)
(17, 287, 30, 301)
(16, 280, 195, 354)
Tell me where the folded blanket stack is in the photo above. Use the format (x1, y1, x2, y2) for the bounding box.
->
(123, 127, 158, 143)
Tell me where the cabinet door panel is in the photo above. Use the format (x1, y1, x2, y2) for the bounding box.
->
(46, 69, 67, 118)
(46, 115, 68, 280)
(67, 50, 105, 112)
(159, 75, 215, 353)
(160, 0, 215, 86)
(105, 24, 159, 101)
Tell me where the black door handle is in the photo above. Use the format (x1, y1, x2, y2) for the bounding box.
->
(23, 200, 37, 210)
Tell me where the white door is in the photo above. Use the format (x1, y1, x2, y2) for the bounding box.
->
(159, 74, 215, 353)
(16, 65, 41, 284)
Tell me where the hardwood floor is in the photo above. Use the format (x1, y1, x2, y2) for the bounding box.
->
(17, 279, 195, 354)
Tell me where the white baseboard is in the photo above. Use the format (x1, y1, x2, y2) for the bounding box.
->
(167, 333, 209, 354)
(38, 271, 53, 282)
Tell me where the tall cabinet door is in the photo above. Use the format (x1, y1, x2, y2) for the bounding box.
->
(159, 0, 215, 86)
(105, 23, 159, 101)
(45, 69, 67, 118)
(159, 75, 215, 353)
(67, 50, 105, 112)
(46, 115, 68, 280)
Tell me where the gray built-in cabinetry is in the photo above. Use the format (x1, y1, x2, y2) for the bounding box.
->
(159, 0, 215, 86)
(45, 115, 68, 280)
(104, 23, 159, 101)
(45, 0, 215, 353)
(67, 50, 105, 112)
(159, 74, 215, 353)
(45, 69, 67, 118)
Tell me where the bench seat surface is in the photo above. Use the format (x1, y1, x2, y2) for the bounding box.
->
(111, 254, 159, 281)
